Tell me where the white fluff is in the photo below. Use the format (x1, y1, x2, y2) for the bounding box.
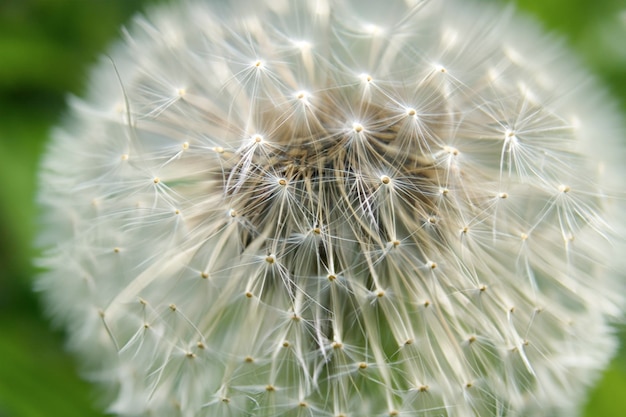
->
(37, 1, 625, 416)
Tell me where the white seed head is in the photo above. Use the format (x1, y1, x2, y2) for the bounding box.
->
(37, 1, 625, 417)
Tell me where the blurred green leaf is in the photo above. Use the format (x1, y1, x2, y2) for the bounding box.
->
(585, 364, 626, 417)
(0, 316, 104, 417)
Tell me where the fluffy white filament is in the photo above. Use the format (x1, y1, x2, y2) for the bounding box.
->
(37, 0, 625, 416)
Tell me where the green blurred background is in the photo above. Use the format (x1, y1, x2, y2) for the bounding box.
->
(0, 0, 624, 416)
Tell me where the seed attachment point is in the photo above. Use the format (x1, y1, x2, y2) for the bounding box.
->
(558, 184, 571, 193)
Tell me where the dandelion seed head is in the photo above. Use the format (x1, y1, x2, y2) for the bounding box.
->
(37, 0, 625, 416)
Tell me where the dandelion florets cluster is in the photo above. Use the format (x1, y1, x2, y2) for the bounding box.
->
(37, 0, 625, 416)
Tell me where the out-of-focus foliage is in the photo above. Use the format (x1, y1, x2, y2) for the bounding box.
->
(0, 0, 623, 416)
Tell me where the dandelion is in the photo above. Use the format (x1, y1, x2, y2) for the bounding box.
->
(37, 0, 625, 416)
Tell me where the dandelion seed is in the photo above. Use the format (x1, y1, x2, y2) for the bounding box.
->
(37, 0, 625, 416)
